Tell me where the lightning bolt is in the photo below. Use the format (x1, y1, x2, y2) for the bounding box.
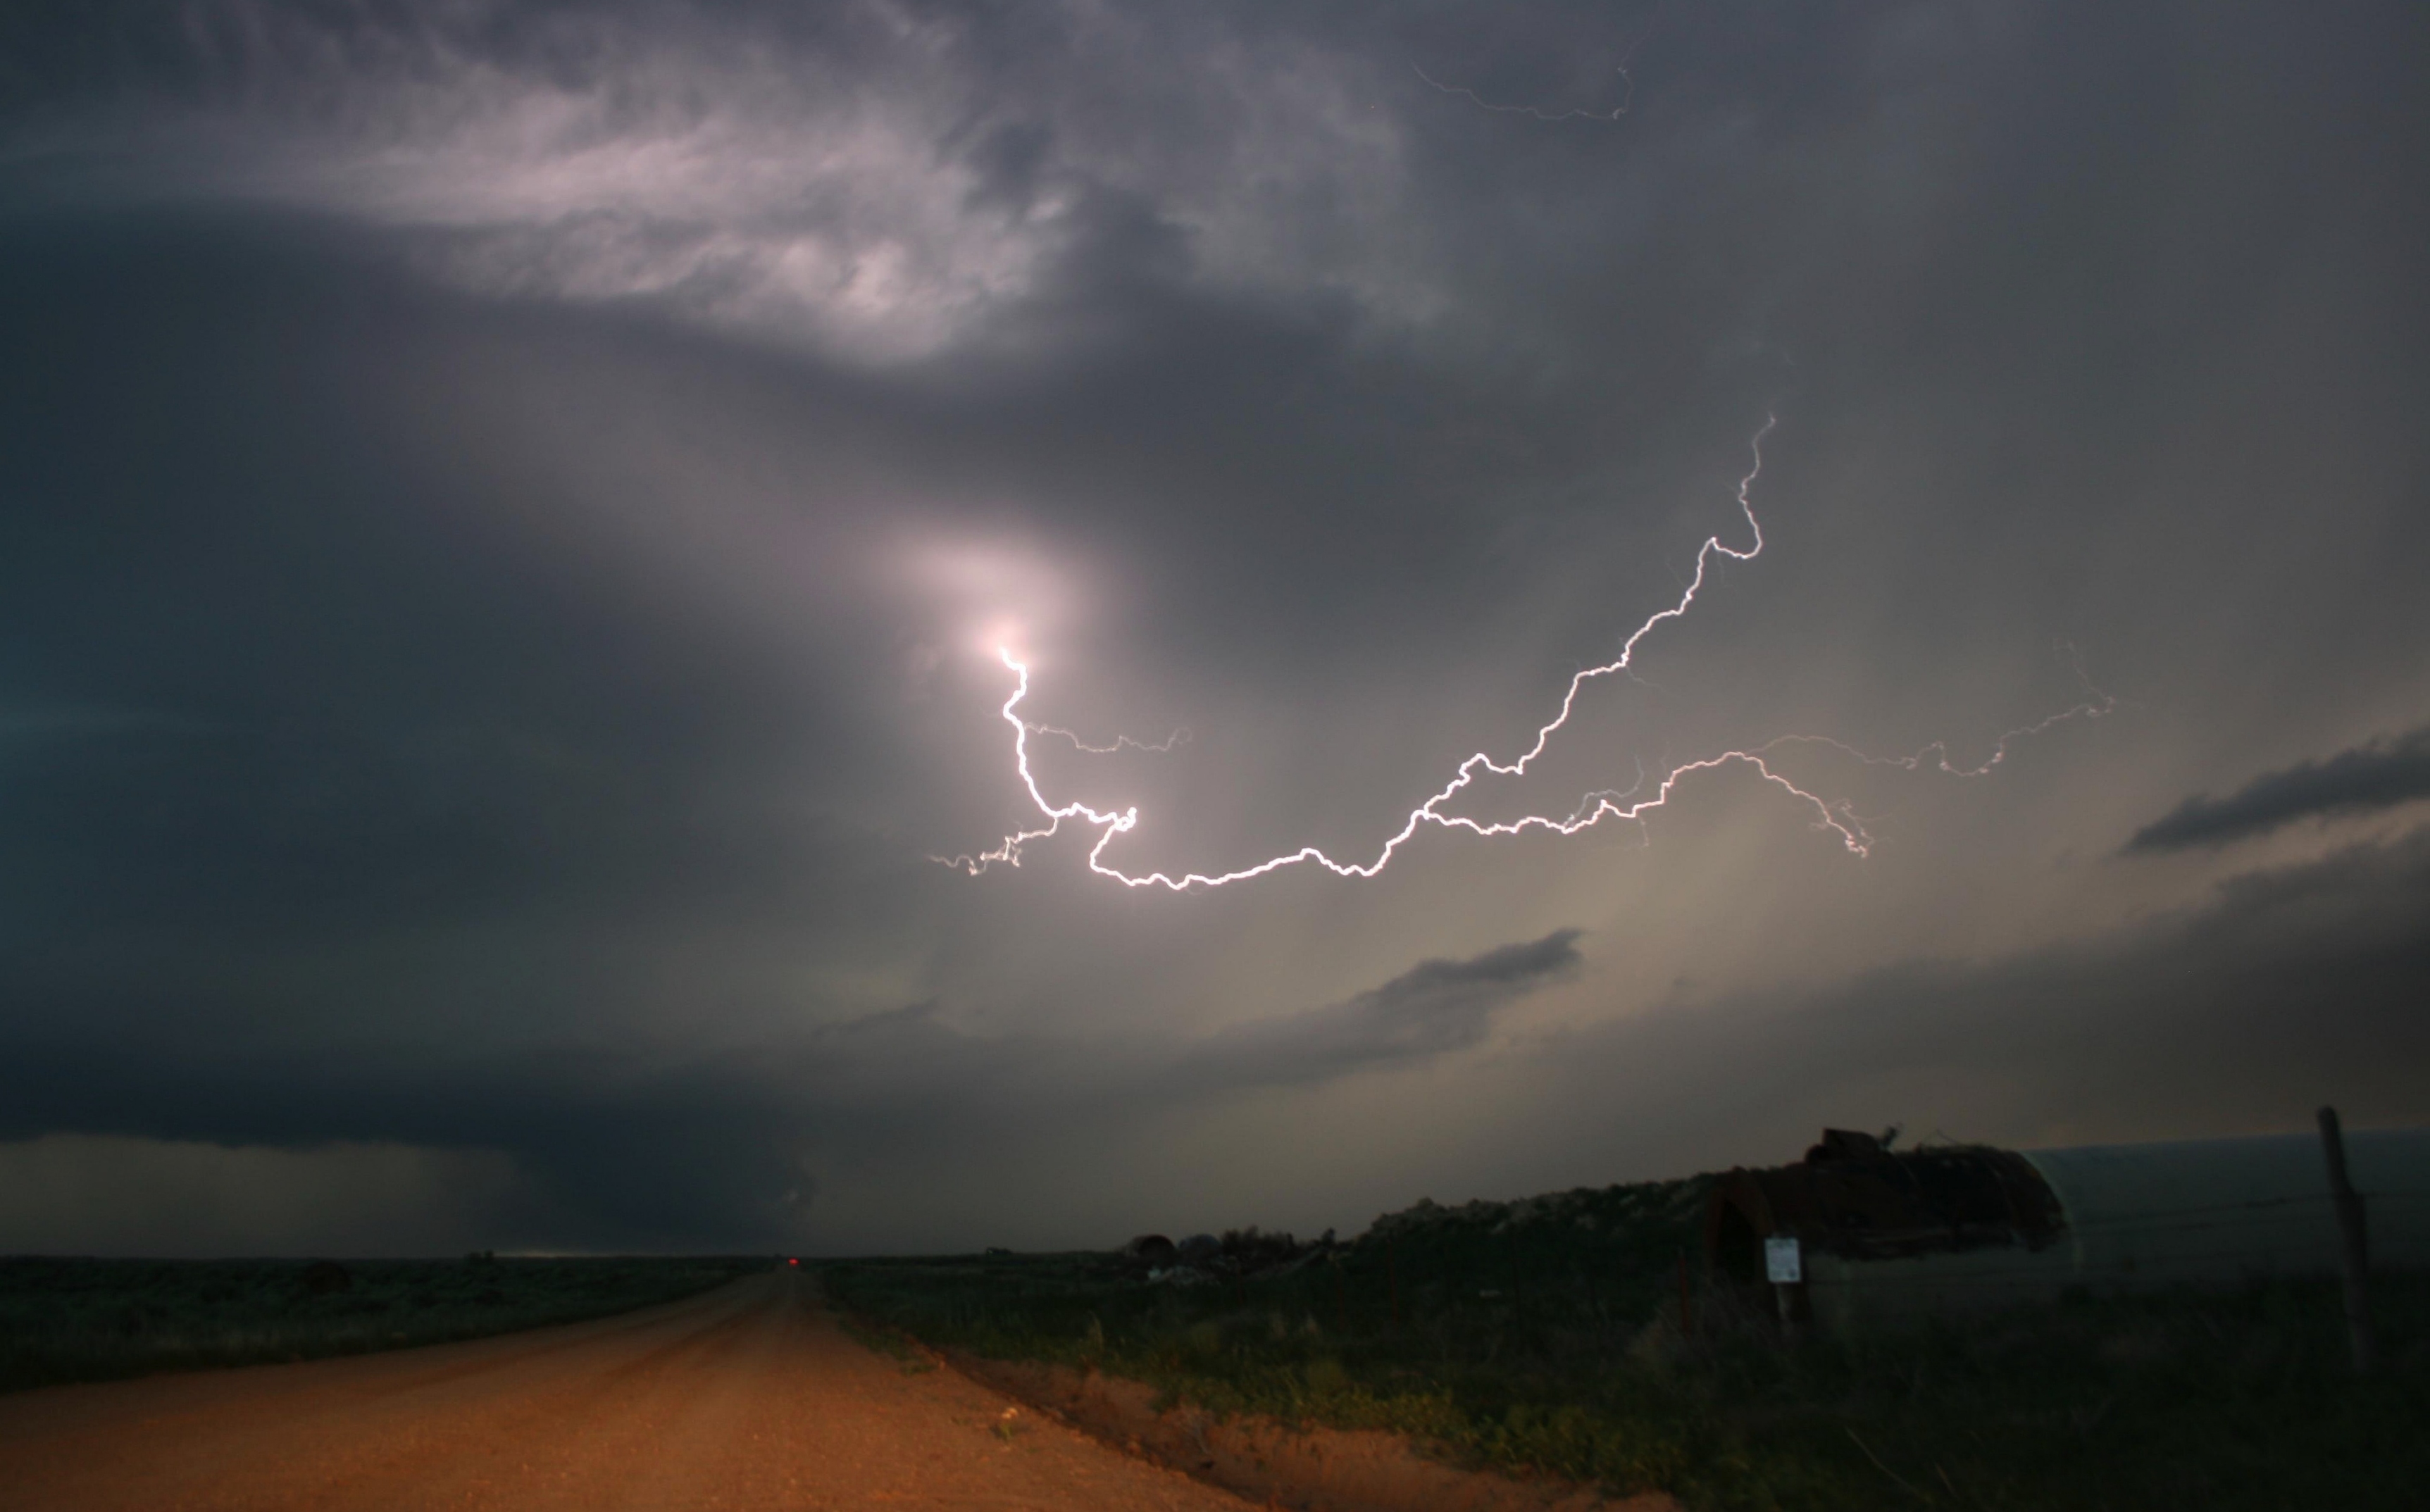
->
(1026, 723, 1190, 756)
(1411, 11, 1666, 125)
(1413, 63, 1635, 123)
(1757, 647, 2119, 779)
(938, 419, 2114, 889)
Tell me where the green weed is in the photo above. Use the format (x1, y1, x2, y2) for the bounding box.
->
(821, 1179, 2428, 1511)
(0, 1254, 763, 1393)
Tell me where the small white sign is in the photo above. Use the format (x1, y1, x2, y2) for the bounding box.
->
(1764, 1236, 1803, 1285)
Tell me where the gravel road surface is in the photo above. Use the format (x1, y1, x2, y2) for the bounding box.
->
(0, 1265, 1250, 1511)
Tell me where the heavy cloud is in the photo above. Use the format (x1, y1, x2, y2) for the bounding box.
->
(2127, 724, 2430, 853)
(6, 824, 2422, 1254)
(1, 1, 2426, 1254)
(0, 929, 1583, 1251)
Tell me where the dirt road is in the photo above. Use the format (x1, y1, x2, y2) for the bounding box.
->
(0, 1266, 1250, 1511)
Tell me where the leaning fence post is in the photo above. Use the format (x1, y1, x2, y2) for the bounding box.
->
(2317, 1106, 2375, 1374)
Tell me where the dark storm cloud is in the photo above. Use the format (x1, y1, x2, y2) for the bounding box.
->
(1, 0, 2424, 1256)
(0, 211, 933, 926)
(0, 930, 1583, 1249)
(0, 1030, 822, 1251)
(2125, 724, 2430, 853)
(12, 823, 2422, 1251)
(4, 704, 895, 936)
(0, 913, 928, 1251)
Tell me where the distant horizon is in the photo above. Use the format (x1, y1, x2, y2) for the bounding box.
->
(11, 1111, 2425, 1263)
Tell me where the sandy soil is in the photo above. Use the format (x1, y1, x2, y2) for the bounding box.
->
(953, 1351, 1677, 1512)
(0, 1266, 1248, 1511)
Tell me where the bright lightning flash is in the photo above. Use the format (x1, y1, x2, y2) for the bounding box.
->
(940, 419, 2115, 890)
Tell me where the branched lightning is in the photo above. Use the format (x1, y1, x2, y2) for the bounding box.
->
(937, 418, 2117, 891)
(1412, 11, 1666, 125)
(1026, 722, 1190, 756)
(1413, 63, 1635, 123)
(1757, 649, 2119, 780)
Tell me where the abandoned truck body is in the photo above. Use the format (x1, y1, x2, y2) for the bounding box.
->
(1705, 1126, 2430, 1336)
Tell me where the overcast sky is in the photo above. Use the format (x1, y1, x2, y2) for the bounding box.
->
(4, 1, 2426, 1257)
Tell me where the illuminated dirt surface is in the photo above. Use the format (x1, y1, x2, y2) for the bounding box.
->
(0, 1266, 1248, 1511)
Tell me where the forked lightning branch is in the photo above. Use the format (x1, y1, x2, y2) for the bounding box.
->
(940, 421, 2114, 891)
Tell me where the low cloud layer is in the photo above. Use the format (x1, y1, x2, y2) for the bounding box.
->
(0, 930, 1583, 1252)
(9, 820, 2427, 1254)
(0, 1137, 525, 1258)
(2127, 725, 2430, 853)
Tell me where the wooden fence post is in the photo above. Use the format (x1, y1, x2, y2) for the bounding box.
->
(2317, 1106, 2376, 1374)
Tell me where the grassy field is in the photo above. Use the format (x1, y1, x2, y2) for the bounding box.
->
(823, 1180, 2427, 1512)
(0, 1253, 765, 1394)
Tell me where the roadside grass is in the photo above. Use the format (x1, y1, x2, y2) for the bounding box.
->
(822, 1178, 2428, 1511)
(835, 1311, 939, 1374)
(0, 1254, 764, 1393)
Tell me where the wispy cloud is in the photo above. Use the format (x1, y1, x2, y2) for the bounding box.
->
(1177, 928, 1583, 1089)
(783, 929, 1586, 1118)
(2126, 724, 2430, 852)
(1, 2, 1421, 360)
